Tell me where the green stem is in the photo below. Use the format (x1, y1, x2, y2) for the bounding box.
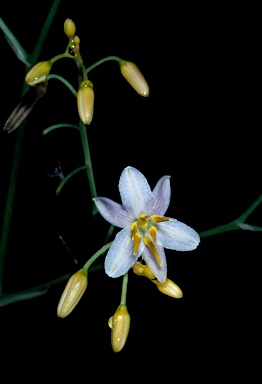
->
(42, 123, 80, 135)
(47, 74, 77, 96)
(79, 121, 98, 215)
(86, 56, 122, 74)
(199, 221, 239, 238)
(120, 272, 128, 305)
(56, 165, 87, 194)
(28, 0, 61, 64)
(104, 224, 115, 244)
(200, 194, 262, 238)
(83, 242, 113, 270)
(237, 194, 262, 223)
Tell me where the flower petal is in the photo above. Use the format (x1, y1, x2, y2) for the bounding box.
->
(93, 197, 132, 228)
(156, 220, 200, 251)
(105, 227, 144, 278)
(119, 166, 152, 219)
(142, 245, 167, 283)
(151, 175, 171, 216)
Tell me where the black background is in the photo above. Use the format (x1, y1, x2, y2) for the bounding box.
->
(0, 1, 260, 380)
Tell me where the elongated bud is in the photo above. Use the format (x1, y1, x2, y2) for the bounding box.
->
(57, 268, 88, 318)
(25, 61, 52, 86)
(64, 18, 76, 38)
(77, 80, 94, 125)
(153, 278, 183, 299)
(120, 60, 149, 97)
(132, 261, 155, 280)
(108, 304, 130, 352)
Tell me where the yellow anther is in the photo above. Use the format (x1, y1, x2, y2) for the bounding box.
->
(144, 237, 162, 265)
(130, 222, 137, 239)
(138, 214, 147, 220)
(151, 215, 170, 223)
(133, 233, 142, 254)
(149, 226, 157, 243)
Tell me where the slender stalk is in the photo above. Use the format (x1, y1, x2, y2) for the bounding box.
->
(28, 0, 61, 64)
(199, 221, 239, 238)
(47, 74, 77, 96)
(56, 165, 87, 194)
(42, 123, 80, 135)
(79, 121, 98, 215)
(120, 272, 128, 305)
(83, 242, 112, 270)
(237, 194, 262, 223)
(86, 56, 122, 74)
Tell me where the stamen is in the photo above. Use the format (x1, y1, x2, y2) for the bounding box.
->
(130, 222, 137, 239)
(144, 236, 162, 264)
(149, 226, 157, 243)
(138, 214, 147, 220)
(133, 233, 142, 255)
(151, 215, 170, 223)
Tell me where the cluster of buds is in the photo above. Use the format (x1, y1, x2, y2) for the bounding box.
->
(22, 18, 150, 131)
(57, 261, 182, 353)
(64, 18, 81, 59)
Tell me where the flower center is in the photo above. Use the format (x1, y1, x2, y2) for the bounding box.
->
(130, 214, 170, 264)
(137, 213, 150, 231)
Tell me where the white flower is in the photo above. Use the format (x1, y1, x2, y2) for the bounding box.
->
(93, 166, 200, 283)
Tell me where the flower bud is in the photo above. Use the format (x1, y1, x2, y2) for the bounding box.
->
(64, 18, 76, 38)
(25, 61, 52, 86)
(108, 304, 130, 352)
(77, 80, 94, 125)
(132, 261, 155, 280)
(120, 60, 149, 97)
(153, 278, 183, 299)
(57, 268, 88, 318)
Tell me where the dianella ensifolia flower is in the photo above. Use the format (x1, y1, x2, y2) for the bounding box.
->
(93, 166, 200, 283)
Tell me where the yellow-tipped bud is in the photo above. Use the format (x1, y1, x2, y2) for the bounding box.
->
(109, 304, 130, 353)
(77, 80, 94, 125)
(57, 268, 88, 318)
(25, 61, 52, 86)
(120, 60, 149, 97)
(132, 261, 155, 280)
(64, 18, 76, 38)
(153, 278, 183, 299)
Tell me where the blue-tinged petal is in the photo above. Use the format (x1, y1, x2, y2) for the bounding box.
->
(93, 197, 132, 228)
(142, 245, 167, 283)
(105, 226, 143, 278)
(156, 220, 200, 251)
(151, 175, 171, 216)
(119, 166, 152, 219)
